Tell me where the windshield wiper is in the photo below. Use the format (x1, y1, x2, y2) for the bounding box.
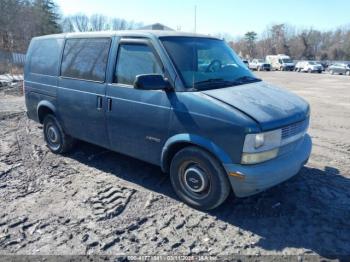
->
(192, 76, 262, 90)
(233, 76, 262, 84)
(193, 78, 234, 90)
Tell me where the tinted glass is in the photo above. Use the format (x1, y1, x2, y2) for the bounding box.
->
(282, 58, 293, 63)
(115, 44, 162, 85)
(161, 37, 256, 90)
(29, 38, 62, 75)
(61, 38, 110, 82)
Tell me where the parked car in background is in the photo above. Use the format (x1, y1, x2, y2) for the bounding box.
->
(328, 63, 350, 75)
(295, 61, 323, 73)
(317, 61, 328, 71)
(24, 31, 312, 210)
(266, 54, 295, 71)
(249, 59, 271, 71)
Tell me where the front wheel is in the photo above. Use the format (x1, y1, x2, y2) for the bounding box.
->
(170, 146, 231, 210)
(43, 114, 75, 154)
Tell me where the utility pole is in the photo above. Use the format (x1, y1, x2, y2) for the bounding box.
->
(194, 5, 197, 33)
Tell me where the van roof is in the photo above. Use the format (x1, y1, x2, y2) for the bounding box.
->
(32, 30, 220, 40)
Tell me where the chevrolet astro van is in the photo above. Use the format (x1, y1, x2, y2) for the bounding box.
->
(24, 31, 312, 210)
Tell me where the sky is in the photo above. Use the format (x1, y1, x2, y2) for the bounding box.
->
(56, 0, 350, 38)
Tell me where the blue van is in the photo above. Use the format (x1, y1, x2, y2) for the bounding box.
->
(24, 31, 312, 210)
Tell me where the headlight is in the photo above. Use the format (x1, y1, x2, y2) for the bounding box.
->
(242, 129, 282, 164)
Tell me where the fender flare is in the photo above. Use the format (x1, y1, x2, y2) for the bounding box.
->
(161, 133, 232, 172)
(37, 100, 57, 122)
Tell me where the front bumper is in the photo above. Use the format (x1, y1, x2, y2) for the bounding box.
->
(224, 134, 312, 197)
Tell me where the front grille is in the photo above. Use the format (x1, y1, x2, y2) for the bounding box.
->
(282, 119, 309, 140)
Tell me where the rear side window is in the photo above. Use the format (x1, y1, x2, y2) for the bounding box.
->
(115, 44, 162, 85)
(61, 38, 111, 82)
(29, 38, 63, 76)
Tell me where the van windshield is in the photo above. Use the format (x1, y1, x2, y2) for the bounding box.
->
(282, 58, 293, 63)
(160, 37, 260, 90)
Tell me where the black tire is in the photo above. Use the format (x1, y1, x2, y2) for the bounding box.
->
(43, 114, 75, 154)
(169, 146, 231, 210)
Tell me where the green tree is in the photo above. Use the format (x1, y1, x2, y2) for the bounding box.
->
(32, 0, 62, 36)
(244, 31, 257, 58)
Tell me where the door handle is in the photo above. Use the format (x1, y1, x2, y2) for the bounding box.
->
(97, 96, 103, 110)
(107, 98, 112, 112)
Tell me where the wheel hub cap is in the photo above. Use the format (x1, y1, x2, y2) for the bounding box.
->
(47, 126, 58, 144)
(184, 167, 208, 193)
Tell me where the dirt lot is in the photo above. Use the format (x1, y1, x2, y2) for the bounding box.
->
(0, 72, 350, 259)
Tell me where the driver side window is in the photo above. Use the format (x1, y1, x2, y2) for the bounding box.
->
(114, 44, 162, 85)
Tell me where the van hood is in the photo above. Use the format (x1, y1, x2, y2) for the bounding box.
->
(201, 81, 309, 131)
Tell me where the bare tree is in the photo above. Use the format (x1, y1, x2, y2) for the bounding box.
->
(90, 14, 108, 31)
(61, 14, 143, 33)
(72, 14, 89, 32)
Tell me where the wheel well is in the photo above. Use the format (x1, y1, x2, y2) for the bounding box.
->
(163, 142, 221, 173)
(38, 106, 54, 124)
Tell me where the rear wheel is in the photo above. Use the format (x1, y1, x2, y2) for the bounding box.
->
(43, 114, 75, 154)
(170, 146, 231, 210)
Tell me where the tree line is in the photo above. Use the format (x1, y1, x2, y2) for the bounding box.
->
(0, 0, 61, 52)
(0, 0, 142, 53)
(229, 24, 350, 61)
(61, 14, 143, 33)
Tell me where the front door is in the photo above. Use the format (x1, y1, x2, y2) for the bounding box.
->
(106, 40, 172, 165)
(58, 38, 111, 147)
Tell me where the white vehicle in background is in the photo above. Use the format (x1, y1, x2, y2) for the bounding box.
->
(249, 59, 271, 71)
(266, 54, 295, 71)
(295, 61, 323, 73)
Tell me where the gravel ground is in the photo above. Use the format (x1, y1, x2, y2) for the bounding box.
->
(0, 72, 349, 260)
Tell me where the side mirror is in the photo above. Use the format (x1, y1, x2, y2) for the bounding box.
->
(134, 74, 171, 91)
